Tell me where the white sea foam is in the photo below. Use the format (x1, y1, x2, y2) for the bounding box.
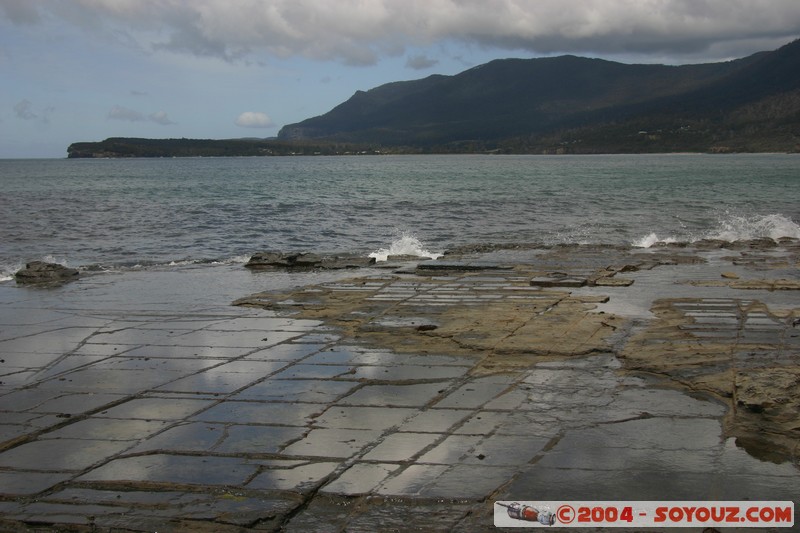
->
(369, 233, 442, 262)
(166, 259, 211, 267)
(215, 254, 253, 265)
(633, 213, 800, 248)
(163, 255, 252, 267)
(0, 261, 22, 282)
(707, 213, 800, 242)
(168, 255, 252, 267)
(632, 233, 679, 248)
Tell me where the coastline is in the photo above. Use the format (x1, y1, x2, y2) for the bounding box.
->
(0, 240, 798, 530)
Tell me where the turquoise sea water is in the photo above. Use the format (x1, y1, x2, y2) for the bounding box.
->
(1, 154, 799, 280)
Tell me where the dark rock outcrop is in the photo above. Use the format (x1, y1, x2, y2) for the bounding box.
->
(15, 261, 79, 284)
(245, 252, 375, 271)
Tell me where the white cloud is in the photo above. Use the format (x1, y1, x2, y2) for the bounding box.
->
(235, 111, 274, 128)
(7, 1, 800, 65)
(149, 110, 175, 125)
(108, 105, 145, 122)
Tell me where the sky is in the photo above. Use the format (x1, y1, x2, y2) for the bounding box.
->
(2, 0, 799, 158)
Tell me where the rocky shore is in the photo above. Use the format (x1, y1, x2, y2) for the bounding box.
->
(0, 239, 797, 531)
(236, 239, 800, 464)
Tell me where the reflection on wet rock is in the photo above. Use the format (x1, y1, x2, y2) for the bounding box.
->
(0, 239, 798, 529)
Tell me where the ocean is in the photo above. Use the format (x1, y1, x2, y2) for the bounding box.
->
(1, 154, 799, 281)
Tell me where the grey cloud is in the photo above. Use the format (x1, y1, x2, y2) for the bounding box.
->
(41, 105, 55, 124)
(13, 99, 37, 120)
(152, 23, 250, 62)
(108, 105, 174, 125)
(12, 1, 800, 65)
(0, 0, 42, 25)
(13, 100, 55, 124)
(406, 54, 439, 70)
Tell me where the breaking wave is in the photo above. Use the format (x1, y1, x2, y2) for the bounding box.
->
(634, 213, 800, 248)
(369, 232, 442, 262)
(706, 213, 800, 241)
(0, 255, 71, 283)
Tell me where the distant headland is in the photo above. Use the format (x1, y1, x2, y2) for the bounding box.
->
(66, 137, 394, 158)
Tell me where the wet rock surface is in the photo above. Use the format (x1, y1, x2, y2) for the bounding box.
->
(245, 251, 376, 271)
(14, 261, 79, 285)
(0, 240, 798, 531)
(237, 239, 800, 462)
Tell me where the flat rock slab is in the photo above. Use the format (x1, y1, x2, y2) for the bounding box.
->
(530, 275, 587, 287)
(1, 239, 798, 531)
(593, 276, 635, 286)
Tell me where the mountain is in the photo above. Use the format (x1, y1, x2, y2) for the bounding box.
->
(279, 39, 800, 153)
